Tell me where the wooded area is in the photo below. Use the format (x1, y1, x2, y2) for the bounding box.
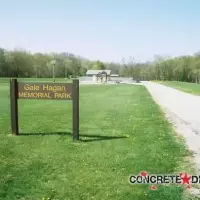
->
(1, 47, 200, 83)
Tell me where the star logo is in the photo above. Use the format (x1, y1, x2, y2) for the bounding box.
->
(179, 172, 191, 188)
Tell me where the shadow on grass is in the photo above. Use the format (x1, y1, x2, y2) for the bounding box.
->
(19, 132, 128, 142)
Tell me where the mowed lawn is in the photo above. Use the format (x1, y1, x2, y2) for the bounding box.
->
(156, 81, 200, 95)
(0, 81, 190, 200)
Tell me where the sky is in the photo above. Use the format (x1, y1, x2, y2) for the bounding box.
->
(0, 0, 200, 63)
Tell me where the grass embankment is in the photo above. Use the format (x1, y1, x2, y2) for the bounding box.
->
(155, 81, 200, 96)
(0, 81, 191, 200)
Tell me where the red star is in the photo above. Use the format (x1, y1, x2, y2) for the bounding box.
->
(180, 173, 191, 185)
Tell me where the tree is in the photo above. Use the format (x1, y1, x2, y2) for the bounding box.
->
(0, 48, 6, 76)
(92, 60, 106, 70)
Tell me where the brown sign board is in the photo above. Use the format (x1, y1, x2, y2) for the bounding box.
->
(10, 79, 79, 141)
(17, 82, 73, 100)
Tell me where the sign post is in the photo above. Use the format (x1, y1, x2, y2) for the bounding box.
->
(10, 78, 79, 141)
(72, 79, 79, 141)
(10, 78, 19, 135)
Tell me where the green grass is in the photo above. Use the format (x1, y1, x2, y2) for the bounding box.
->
(0, 81, 191, 200)
(155, 81, 200, 95)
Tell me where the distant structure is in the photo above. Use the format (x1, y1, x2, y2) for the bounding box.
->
(86, 70, 111, 83)
(110, 74, 119, 81)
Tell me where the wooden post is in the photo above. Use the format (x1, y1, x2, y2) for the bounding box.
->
(72, 79, 79, 141)
(10, 78, 19, 135)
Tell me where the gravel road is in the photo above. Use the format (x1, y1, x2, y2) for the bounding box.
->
(143, 81, 200, 173)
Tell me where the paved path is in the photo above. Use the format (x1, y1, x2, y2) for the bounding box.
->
(143, 81, 200, 173)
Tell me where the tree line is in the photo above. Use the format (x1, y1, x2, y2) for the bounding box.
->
(118, 54, 200, 83)
(138, 54, 200, 83)
(1, 47, 200, 83)
(0, 48, 122, 78)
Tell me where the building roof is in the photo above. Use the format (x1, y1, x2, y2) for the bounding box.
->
(86, 70, 111, 75)
(110, 74, 119, 77)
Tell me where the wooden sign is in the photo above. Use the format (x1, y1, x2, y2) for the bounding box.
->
(10, 79, 79, 141)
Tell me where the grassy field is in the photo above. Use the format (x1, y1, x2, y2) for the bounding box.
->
(155, 81, 200, 95)
(0, 80, 193, 200)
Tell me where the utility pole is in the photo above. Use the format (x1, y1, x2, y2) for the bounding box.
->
(51, 60, 56, 82)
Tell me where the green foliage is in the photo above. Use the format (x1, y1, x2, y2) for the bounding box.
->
(1, 47, 200, 81)
(138, 55, 200, 82)
(118, 54, 200, 81)
(0, 48, 124, 78)
(92, 60, 106, 70)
